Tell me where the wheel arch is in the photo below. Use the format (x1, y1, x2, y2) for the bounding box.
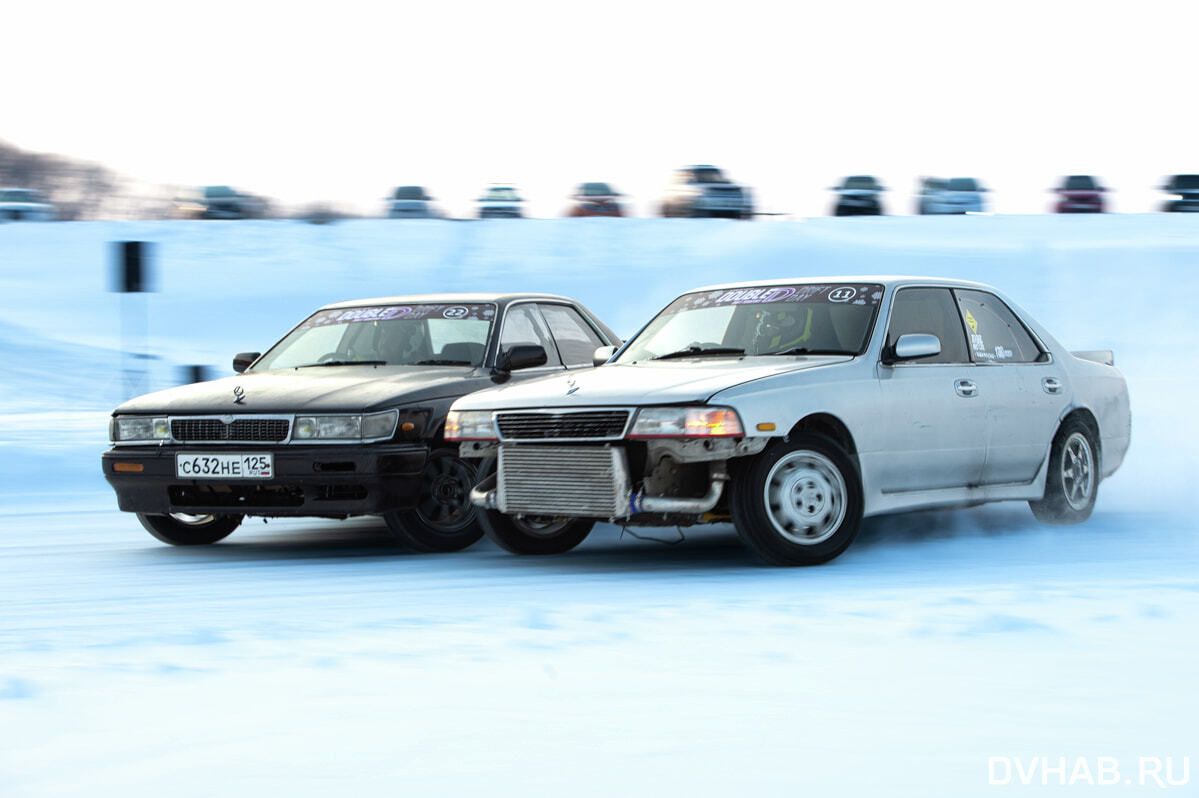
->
(785, 413, 859, 468)
(1057, 406, 1102, 465)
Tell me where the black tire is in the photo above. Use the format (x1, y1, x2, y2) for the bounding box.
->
(1029, 418, 1098, 524)
(479, 510, 594, 555)
(730, 434, 863, 565)
(383, 449, 484, 552)
(137, 513, 242, 545)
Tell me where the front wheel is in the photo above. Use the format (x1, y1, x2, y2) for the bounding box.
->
(383, 449, 485, 552)
(479, 510, 594, 555)
(137, 513, 242, 545)
(1029, 419, 1098, 524)
(730, 435, 863, 565)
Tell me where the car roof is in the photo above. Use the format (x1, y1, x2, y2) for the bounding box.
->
(318, 292, 583, 310)
(685, 276, 999, 294)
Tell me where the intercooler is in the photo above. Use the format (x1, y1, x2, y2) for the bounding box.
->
(497, 445, 631, 518)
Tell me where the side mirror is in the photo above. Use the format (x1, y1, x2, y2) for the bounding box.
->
(891, 334, 941, 362)
(233, 352, 260, 373)
(593, 345, 618, 366)
(496, 344, 547, 372)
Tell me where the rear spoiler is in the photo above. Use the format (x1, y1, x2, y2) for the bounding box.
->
(1071, 350, 1114, 366)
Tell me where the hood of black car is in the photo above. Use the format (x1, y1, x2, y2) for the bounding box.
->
(112, 365, 489, 415)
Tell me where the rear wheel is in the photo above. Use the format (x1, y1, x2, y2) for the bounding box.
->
(479, 511, 594, 555)
(1029, 418, 1098, 524)
(731, 435, 863, 565)
(384, 449, 484, 552)
(137, 513, 242, 545)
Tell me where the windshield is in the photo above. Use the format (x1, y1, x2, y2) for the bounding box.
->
(842, 176, 877, 189)
(580, 183, 613, 196)
(616, 283, 884, 362)
(252, 303, 496, 370)
(946, 178, 979, 192)
(393, 186, 425, 200)
(1170, 175, 1199, 191)
(690, 167, 728, 184)
(483, 187, 520, 201)
(204, 186, 236, 198)
(0, 189, 41, 202)
(1063, 175, 1098, 190)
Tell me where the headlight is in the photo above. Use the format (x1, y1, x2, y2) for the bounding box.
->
(628, 407, 744, 438)
(444, 410, 497, 441)
(293, 410, 398, 442)
(114, 416, 170, 442)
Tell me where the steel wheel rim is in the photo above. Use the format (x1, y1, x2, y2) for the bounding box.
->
(1061, 432, 1095, 511)
(416, 456, 475, 533)
(169, 513, 216, 526)
(763, 450, 847, 545)
(513, 516, 572, 538)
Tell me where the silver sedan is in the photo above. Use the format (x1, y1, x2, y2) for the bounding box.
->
(447, 277, 1131, 565)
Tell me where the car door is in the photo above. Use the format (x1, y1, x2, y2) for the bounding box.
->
(874, 287, 986, 492)
(496, 302, 565, 381)
(953, 289, 1069, 485)
(537, 302, 607, 370)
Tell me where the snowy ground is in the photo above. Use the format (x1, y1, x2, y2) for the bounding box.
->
(1, 217, 1196, 795)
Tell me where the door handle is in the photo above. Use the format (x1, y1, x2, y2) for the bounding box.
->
(1042, 377, 1063, 395)
(954, 379, 978, 398)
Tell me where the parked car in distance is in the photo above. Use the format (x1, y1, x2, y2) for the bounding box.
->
(448, 277, 1129, 566)
(0, 188, 54, 221)
(567, 182, 624, 217)
(920, 177, 987, 214)
(388, 186, 441, 219)
(103, 293, 621, 551)
(1053, 175, 1106, 213)
(201, 185, 262, 219)
(831, 175, 886, 216)
(1159, 175, 1199, 212)
(660, 165, 754, 219)
(477, 184, 524, 218)
(914, 177, 946, 215)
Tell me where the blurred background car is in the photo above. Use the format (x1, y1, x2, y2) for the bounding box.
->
(566, 182, 624, 217)
(477, 184, 524, 218)
(914, 177, 946, 214)
(660, 165, 754, 219)
(0, 188, 54, 220)
(830, 175, 886, 216)
(1053, 175, 1106, 213)
(200, 185, 261, 219)
(920, 176, 987, 214)
(387, 186, 441, 219)
(1159, 175, 1199, 212)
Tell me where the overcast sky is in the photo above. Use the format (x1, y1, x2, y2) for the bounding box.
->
(6, 0, 1196, 217)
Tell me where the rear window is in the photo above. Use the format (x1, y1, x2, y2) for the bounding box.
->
(946, 178, 979, 191)
(393, 186, 425, 200)
(1170, 175, 1199, 190)
(1064, 175, 1098, 190)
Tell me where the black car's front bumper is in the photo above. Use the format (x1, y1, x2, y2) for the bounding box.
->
(102, 444, 429, 517)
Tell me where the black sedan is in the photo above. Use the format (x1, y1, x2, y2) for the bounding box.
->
(103, 293, 620, 551)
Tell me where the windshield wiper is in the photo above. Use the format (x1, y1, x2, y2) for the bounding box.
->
(413, 359, 472, 366)
(651, 346, 745, 360)
(299, 360, 388, 367)
(766, 347, 853, 356)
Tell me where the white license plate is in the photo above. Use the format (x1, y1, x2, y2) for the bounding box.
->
(176, 453, 273, 479)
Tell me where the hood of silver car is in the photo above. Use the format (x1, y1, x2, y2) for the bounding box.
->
(454, 356, 850, 411)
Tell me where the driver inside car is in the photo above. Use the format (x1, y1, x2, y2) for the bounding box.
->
(751, 307, 813, 354)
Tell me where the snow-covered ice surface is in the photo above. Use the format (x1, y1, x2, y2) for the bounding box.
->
(1, 217, 1196, 795)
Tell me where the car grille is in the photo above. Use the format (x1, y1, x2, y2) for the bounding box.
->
(498, 445, 631, 518)
(172, 417, 290, 443)
(496, 410, 629, 441)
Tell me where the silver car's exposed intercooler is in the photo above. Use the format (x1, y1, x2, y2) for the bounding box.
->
(497, 445, 632, 518)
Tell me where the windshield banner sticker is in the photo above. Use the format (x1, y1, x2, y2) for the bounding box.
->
(299, 303, 495, 330)
(676, 284, 883, 312)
